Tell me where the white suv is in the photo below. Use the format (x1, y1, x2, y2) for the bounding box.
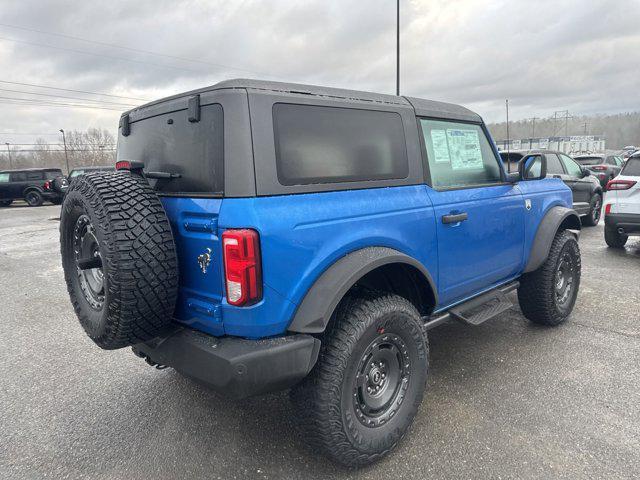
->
(604, 154, 640, 247)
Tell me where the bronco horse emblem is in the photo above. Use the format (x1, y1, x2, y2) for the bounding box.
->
(197, 248, 212, 274)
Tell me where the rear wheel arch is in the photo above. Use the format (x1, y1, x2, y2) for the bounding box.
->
(287, 247, 437, 334)
(524, 206, 581, 273)
(23, 185, 43, 196)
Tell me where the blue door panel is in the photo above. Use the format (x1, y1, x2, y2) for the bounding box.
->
(427, 184, 525, 306)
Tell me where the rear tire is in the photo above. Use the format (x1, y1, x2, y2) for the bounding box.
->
(25, 190, 43, 207)
(60, 172, 179, 350)
(291, 292, 428, 467)
(604, 226, 628, 248)
(518, 230, 580, 326)
(581, 193, 602, 227)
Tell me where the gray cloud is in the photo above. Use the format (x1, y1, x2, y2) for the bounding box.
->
(0, 0, 638, 145)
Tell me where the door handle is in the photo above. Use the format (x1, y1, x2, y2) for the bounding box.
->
(442, 212, 468, 224)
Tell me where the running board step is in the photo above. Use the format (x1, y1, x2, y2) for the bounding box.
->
(448, 290, 513, 326)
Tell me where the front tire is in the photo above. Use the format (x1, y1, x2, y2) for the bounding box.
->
(0, 200, 12, 207)
(581, 193, 602, 227)
(291, 292, 428, 467)
(518, 230, 581, 326)
(604, 226, 628, 248)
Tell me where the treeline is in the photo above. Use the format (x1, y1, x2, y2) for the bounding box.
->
(0, 128, 116, 172)
(487, 111, 640, 150)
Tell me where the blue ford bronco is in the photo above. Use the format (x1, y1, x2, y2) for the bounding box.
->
(60, 79, 582, 467)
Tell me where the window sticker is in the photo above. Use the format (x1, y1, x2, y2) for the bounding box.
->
(430, 129, 450, 163)
(446, 129, 483, 170)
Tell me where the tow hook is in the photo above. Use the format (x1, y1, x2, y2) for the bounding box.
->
(132, 348, 167, 370)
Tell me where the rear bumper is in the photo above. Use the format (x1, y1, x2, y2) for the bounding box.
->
(133, 327, 320, 399)
(42, 191, 63, 200)
(605, 213, 640, 234)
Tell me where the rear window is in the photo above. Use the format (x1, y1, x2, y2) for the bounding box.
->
(621, 158, 640, 176)
(44, 170, 62, 179)
(575, 157, 603, 165)
(273, 103, 408, 186)
(117, 103, 224, 195)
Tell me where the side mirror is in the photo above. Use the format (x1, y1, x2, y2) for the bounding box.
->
(518, 155, 547, 181)
(581, 168, 591, 178)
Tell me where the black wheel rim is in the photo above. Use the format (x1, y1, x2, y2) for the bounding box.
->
(353, 332, 411, 428)
(555, 251, 575, 306)
(73, 215, 105, 310)
(592, 197, 601, 223)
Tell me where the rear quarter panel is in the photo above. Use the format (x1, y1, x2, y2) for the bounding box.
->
(218, 185, 437, 338)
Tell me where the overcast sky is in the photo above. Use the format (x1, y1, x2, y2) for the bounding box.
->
(1, 0, 639, 146)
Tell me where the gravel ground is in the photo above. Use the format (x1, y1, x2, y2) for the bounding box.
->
(1, 203, 638, 480)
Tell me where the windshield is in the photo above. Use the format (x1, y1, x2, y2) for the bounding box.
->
(621, 158, 640, 176)
(575, 157, 603, 166)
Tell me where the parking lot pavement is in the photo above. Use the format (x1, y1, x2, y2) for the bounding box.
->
(1, 203, 638, 480)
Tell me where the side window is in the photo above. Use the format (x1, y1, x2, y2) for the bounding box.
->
(545, 153, 565, 175)
(26, 171, 43, 180)
(419, 119, 502, 188)
(561, 155, 583, 177)
(10, 172, 26, 182)
(0, 173, 9, 182)
(273, 104, 408, 185)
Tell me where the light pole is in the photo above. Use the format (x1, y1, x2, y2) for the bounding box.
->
(5, 142, 11, 169)
(396, 0, 400, 96)
(59, 129, 70, 174)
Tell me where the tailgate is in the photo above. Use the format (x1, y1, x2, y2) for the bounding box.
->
(162, 197, 225, 336)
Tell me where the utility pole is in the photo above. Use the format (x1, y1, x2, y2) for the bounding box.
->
(582, 122, 589, 135)
(396, 0, 400, 96)
(5, 142, 12, 169)
(524, 116, 538, 149)
(59, 129, 70, 174)
(506, 99, 510, 160)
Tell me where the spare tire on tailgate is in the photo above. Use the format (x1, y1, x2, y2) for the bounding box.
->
(60, 171, 178, 350)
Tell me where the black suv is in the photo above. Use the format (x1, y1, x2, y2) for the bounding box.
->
(0, 168, 67, 207)
(518, 151, 603, 226)
(574, 154, 624, 188)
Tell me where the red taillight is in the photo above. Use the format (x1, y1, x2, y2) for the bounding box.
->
(222, 229, 262, 306)
(605, 203, 612, 215)
(606, 179, 637, 190)
(591, 165, 607, 171)
(43, 180, 50, 190)
(115, 160, 131, 170)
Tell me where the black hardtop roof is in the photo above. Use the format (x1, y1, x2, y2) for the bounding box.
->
(0, 167, 62, 174)
(71, 165, 114, 170)
(126, 78, 482, 123)
(526, 150, 565, 155)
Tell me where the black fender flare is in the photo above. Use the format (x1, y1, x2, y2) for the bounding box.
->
(524, 206, 581, 273)
(22, 185, 44, 196)
(287, 246, 437, 334)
